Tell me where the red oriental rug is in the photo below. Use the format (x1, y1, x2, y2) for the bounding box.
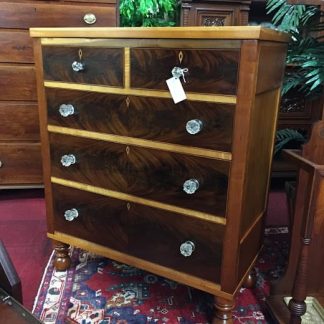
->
(32, 227, 288, 324)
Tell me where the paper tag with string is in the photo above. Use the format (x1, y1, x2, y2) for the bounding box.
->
(166, 67, 188, 104)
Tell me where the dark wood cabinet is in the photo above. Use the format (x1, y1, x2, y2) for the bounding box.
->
(31, 26, 288, 321)
(0, 0, 118, 188)
(180, 0, 252, 26)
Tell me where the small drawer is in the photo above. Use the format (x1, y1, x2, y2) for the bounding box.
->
(0, 31, 33, 64)
(52, 184, 224, 283)
(0, 103, 40, 141)
(130, 48, 239, 95)
(0, 65, 36, 101)
(49, 133, 229, 216)
(0, 143, 42, 185)
(46, 89, 234, 152)
(43, 47, 123, 87)
(0, 2, 117, 28)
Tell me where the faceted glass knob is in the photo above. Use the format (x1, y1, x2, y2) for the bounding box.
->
(180, 241, 195, 257)
(72, 61, 85, 72)
(183, 179, 199, 194)
(186, 119, 203, 135)
(59, 104, 75, 117)
(60, 154, 77, 167)
(83, 13, 97, 25)
(64, 208, 79, 221)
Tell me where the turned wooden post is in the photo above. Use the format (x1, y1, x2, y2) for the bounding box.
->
(213, 296, 235, 323)
(53, 241, 71, 271)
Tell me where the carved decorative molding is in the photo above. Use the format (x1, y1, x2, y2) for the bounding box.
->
(202, 16, 226, 26)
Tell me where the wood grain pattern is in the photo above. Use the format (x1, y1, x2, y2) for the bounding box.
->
(52, 183, 224, 282)
(0, 102, 40, 141)
(130, 48, 239, 95)
(51, 177, 227, 224)
(42, 46, 123, 86)
(49, 133, 229, 216)
(0, 143, 42, 184)
(48, 125, 232, 161)
(29, 26, 290, 42)
(46, 88, 235, 152)
(0, 30, 33, 63)
(44, 81, 237, 104)
(0, 2, 117, 29)
(0, 65, 36, 101)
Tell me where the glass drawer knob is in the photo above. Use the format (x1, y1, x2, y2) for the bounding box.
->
(0, 160, 3, 168)
(186, 119, 203, 135)
(60, 154, 77, 167)
(83, 13, 97, 25)
(180, 241, 195, 257)
(72, 61, 85, 72)
(59, 104, 75, 117)
(64, 208, 79, 221)
(183, 179, 199, 194)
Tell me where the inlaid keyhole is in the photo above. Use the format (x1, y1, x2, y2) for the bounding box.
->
(127, 202, 131, 210)
(126, 146, 130, 155)
(178, 51, 184, 64)
(126, 97, 130, 107)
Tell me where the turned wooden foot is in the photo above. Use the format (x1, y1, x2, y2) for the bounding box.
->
(212, 296, 235, 323)
(53, 241, 71, 271)
(243, 268, 257, 289)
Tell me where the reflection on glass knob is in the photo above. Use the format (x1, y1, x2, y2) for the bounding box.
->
(64, 208, 79, 221)
(83, 13, 97, 25)
(60, 154, 77, 167)
(59, 104, 75, 117)
(72, 61, 85, 72)
(183, 179, 199, 194)
(186, 119, 203, 135)
(180, 241, 195, 257)
(0, 160, 3, 168)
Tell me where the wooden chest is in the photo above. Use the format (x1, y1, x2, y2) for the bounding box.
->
(0, 0, 118, 188)
(30, 26, 288, 321)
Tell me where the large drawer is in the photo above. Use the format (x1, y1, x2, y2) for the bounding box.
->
(42, 47, 123, 86)
(0, 2, 117, 29)
(49, 133, 229, 217)
(46, 88, 235, 152)
(0, 102, 40, 141)
(130, 48, 239, 95)
(0, 143, 42, 185)
(0, 65, 36, 101)
(0, 30, 33, 64)
(52, 184, 224, 283)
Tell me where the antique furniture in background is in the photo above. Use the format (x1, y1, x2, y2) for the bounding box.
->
(30, 26, 288, 321)
(267, 120, 324, 323)
(180, 0, 251, 26)
(0, 240, 40, 323)
(0, 0, 118, 188)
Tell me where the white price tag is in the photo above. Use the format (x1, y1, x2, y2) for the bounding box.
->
(166, 77, 187, 104)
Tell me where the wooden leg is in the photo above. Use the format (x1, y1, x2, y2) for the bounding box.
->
(53, 241, 71, 271)
(212, 296, 235, 323)
(243, 268, 257, 289)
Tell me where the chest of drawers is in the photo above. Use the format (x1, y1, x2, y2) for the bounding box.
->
(30, 26, 288, 322)
(0, 0, 118, 188)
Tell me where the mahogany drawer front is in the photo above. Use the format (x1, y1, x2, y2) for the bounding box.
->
(49, 133, 229, 216)
(0, 143, 42, 184)
(0, 65, 37, 101)
(52, 184, 224, 282)
(50, 133, 129, 193)
(130, 48, 239, 95)
(0, 2, 117, 29)
(43, 47, 123, 86)
(0, 30, 33, 64)
(0, 102, 40, 141)
(46, 89, 234, 152)
(46, 89, 128, 136)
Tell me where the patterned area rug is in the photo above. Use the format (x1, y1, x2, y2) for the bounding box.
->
(33, 227, 288, 324)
